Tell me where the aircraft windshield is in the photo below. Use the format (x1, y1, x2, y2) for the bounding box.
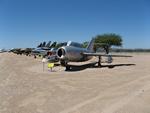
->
(68, 41, 83, 48)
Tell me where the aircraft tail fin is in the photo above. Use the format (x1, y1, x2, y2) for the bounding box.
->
(46, 41, 51, 48)
(87, 38, 95, 51)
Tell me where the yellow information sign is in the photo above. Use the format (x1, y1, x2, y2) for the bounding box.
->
(48, 63, 54, 68)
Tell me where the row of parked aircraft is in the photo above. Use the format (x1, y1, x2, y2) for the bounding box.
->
(10, 38, 132, 70)
(0, 49, 8, 53)
(31, 38, 132, 70)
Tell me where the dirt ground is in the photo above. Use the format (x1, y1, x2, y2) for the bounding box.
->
(0, 52, 150, 113)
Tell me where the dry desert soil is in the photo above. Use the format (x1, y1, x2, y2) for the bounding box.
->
(0, 52, 150, 113)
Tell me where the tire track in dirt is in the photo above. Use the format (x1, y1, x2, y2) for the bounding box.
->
(59, 75, 150, 113)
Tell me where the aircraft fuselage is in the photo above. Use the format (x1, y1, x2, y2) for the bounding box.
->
(57, 46, 93, 62)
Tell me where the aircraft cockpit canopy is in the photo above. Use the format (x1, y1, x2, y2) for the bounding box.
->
(67, 41, 83, 48)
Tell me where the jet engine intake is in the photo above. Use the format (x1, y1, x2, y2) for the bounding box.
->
(57, 48, 66, 59)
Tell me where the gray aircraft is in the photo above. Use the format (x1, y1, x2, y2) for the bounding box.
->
(31, 41, 52, 57)
(0, 49, 8, 53)
(32, 41, 67, 62)
(56, 38, 132, 70)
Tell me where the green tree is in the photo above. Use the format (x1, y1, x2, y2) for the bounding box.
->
(94, 33, 122, 54)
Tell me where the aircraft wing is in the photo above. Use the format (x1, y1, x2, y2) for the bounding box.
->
(82, 52, 132, 57)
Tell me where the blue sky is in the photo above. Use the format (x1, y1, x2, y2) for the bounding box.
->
(0, 0, 149, 49)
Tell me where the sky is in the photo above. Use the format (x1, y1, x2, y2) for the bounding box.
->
(0, 0, 150, 49)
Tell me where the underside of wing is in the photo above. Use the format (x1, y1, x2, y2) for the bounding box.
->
(82, 52, 132, 57)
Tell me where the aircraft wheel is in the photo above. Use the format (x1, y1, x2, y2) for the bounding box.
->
(60, 60, 67, 66)
(65, 65, 70, 71)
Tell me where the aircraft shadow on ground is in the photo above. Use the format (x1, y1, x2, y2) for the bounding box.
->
(66, 62, 136, 72)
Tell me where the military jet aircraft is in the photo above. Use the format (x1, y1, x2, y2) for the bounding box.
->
(56, 38, 132, 70)
(10, 48, 33, 55)
(31, 41, 67, 62)
(0, 49, 8, 53)
(31, 41, 52, 57)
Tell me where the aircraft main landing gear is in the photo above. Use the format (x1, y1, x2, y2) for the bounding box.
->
(65, 65, 71, 71)
(60, 60, 71, 71)
(98, 56, 101, 67)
